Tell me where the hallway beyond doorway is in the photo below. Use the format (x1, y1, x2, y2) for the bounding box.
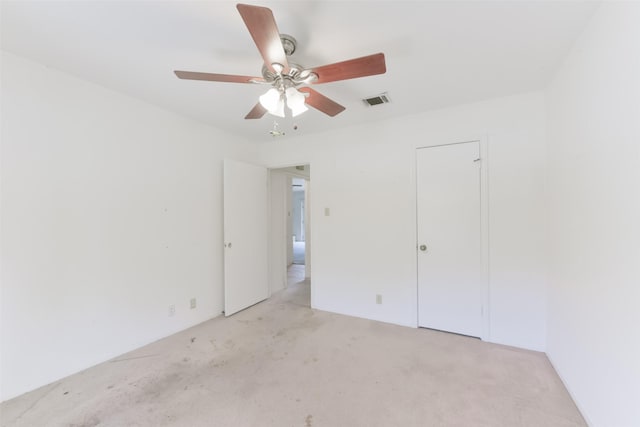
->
(293, 241, 305, 264)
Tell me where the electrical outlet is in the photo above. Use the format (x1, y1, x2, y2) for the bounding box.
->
(190, 298, 197, 309)
(376, 294, 382, 304)
(168, 304, 175, 317)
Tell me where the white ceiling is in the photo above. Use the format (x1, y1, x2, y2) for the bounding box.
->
(1, 1, 599, 141)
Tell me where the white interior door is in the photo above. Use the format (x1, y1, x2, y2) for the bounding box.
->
(417, 141, 483, 337)
(224, 159, 268, 316)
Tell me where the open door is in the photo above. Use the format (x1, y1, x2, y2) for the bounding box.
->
(224, 159, 268, 316)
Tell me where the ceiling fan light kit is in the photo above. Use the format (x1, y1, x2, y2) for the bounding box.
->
(257, 73, 310, 118)
(259, 88, 285, 117)
(174, 3, 387, 123)
(285, 87, 308, 117)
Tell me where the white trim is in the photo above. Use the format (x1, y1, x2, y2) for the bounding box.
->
(479, 136, 490, 342)
(546, 353, 592, 426)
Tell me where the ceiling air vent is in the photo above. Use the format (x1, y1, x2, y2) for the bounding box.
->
(363, 92, 391, 107)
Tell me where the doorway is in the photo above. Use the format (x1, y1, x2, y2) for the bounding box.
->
(291, 177, 306, 265)
(268, 164, 311, 306)
(416, 141, 488, 338)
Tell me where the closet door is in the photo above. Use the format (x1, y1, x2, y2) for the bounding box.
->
(416, 141, 483, 337)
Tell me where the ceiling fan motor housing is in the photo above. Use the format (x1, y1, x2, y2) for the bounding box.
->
(280, 34, 297, 56)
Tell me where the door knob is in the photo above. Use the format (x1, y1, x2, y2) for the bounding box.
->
(225, 242, 232, 248)
(419, 244, 427, 252)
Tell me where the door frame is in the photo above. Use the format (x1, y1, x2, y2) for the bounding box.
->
(265, 161, 313, 307)
(415, 137, 490, 341)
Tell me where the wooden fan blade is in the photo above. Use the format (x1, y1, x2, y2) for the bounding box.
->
(245, 103, 268, 119)
(298, 87, 345, 117)
(237, 4, 289, 73)
(310, 53, 386, 84)
(174, 71, 264, 84)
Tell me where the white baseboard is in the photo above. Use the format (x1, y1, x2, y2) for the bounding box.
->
(546, 352, 594, 427)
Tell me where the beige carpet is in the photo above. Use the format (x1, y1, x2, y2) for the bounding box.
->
(1, 271, 584, 427)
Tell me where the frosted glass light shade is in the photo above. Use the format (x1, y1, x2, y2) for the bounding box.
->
(272, 98, 285, 118)
(259, 88, 285, 117)
(285, 87, 308, 117)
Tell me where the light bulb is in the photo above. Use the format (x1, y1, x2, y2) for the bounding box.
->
(259, 88, 285, 117)
(272, 97, 285, 118)
(285, 87, 308, 117)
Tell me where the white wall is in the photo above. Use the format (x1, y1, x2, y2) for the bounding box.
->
(259, 92, 547, 351)
(268, 171, 288, 293)
(0, 52, 256, 401)
(545, 3, 640, 426)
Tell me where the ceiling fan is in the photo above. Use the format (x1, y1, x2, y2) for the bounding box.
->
(174, 3, 387, 120)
